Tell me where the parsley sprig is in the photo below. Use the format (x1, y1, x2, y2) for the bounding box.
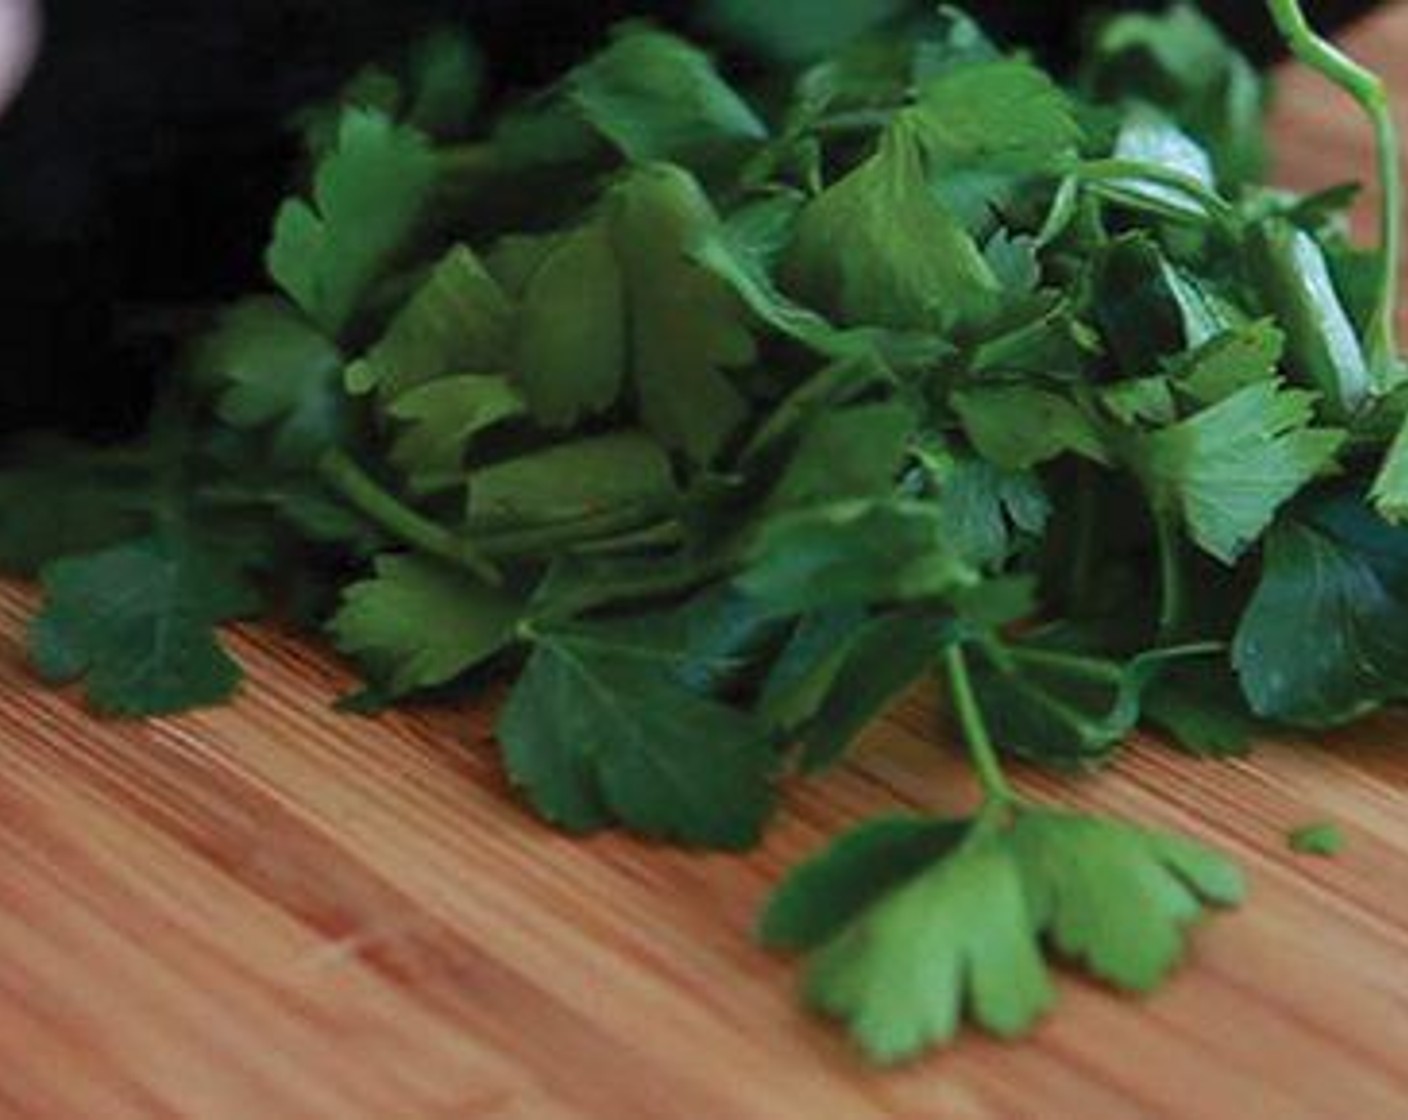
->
(1, 0, 1402, 1062)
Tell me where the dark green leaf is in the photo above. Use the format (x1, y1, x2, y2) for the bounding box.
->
(268, 110, 439, 338)
(30, 536, 259, 716)
(329, 554, 522, 696)
(499, 618, 778, 848)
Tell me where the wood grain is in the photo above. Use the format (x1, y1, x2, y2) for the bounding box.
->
(6, 8, 1408, 1118)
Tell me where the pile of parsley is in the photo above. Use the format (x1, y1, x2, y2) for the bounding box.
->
(2, 0, 1403, 1062)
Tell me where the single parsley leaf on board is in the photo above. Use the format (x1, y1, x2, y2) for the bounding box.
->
(386, 375, 526, 494)
(347, 245, 514, 403)
(30, 536, 260, 717)
(499, 617, 778, 849)
(191, 297, 345, 464)
(329, 554, 522, 697)
(1288, 822, 1345, 858)
(567, 25, 766, 167)
(760, 816, 969, 950)
(468, 431, 677, 527)
(1010, 809, 1245, 991)
(1233, 492, 1408, 727)
(739, 499, 975, 615)
(1126, 381, 1344, 564)
(781, 113, 1000, 336)
(767, 817, 1053, 1063)
(268, 109, 439, 339)
(763, 807, 1241, 1062)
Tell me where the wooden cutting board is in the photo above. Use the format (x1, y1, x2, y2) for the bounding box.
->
(5, 9, 1408, 1118)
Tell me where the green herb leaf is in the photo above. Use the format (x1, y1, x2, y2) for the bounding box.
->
(1288, 821, 1345, 857)
(268, 109, 439, 338)
(329, 554, 522, 696)
(192, 297, 345, 464)
(952, 386, 1108, 471)
(513, 223, 627, 426)
(387, 375, 527, 493)
(766, 806, 1240, 1061)
(468, 431, 677, 526)
(1010, 809, 1245, 990)
(739, 500, 974, 615)
(1234, 492, 1408, 726)
(499, 617, 778, 848)
(568, 26, 767, 166)
(608, 165, 756, 463)
(30, 536, 260, 716)
(782, 115, 999, 335)
(1128, 381, 1344, 564)
(1247, 218, 1373, 417)
(790, 819, 1053, 1063)
(347, 245, 513, 402)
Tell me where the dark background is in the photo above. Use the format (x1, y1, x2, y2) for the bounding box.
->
(0, 0, 1380, 437)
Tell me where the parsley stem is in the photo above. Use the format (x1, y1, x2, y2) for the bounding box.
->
(1267, 0, 1401, 380)
(465, 504, 679, 557)
(320, 449, 681, 580)
(318, 450, 504, 585)
(1078, 158, 1239, 225)
(943, 645, 1016, 805)
(1153, 507, 1185, 639)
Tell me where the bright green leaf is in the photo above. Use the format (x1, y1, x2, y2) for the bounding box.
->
(268, 110, 438, 338)
(329, 553, 521, 696)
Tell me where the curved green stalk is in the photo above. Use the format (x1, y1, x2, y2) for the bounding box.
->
(1078, 158, 1240, 226)
(943, 645, 1016, 805)
(1153, 507, 1185, 639)
(319, 450, 504, 584)
(320, 449, 680, 581)
(1268, 0, 1401, 381)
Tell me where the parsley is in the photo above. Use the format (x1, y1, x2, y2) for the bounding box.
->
(1288, 821, 1346, 857)
(2, 0, 1404, 1064)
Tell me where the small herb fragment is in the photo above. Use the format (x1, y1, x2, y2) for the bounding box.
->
(1288, 821, 1346, 858)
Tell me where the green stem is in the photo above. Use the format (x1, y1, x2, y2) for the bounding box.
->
(1268, 0, 1402, 379)
(1153, 508, 1185, 639)
(1004, 646, 1124, 685)
(1079, 158, 1240, 225)
(465, 505, 678, 557)
(319, 450, 505, 585)
(320, 450, 680, 581)
(943, 646, 1016, 805)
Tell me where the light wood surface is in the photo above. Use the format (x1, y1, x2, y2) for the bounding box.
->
(6, 9, 1408, 1118)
